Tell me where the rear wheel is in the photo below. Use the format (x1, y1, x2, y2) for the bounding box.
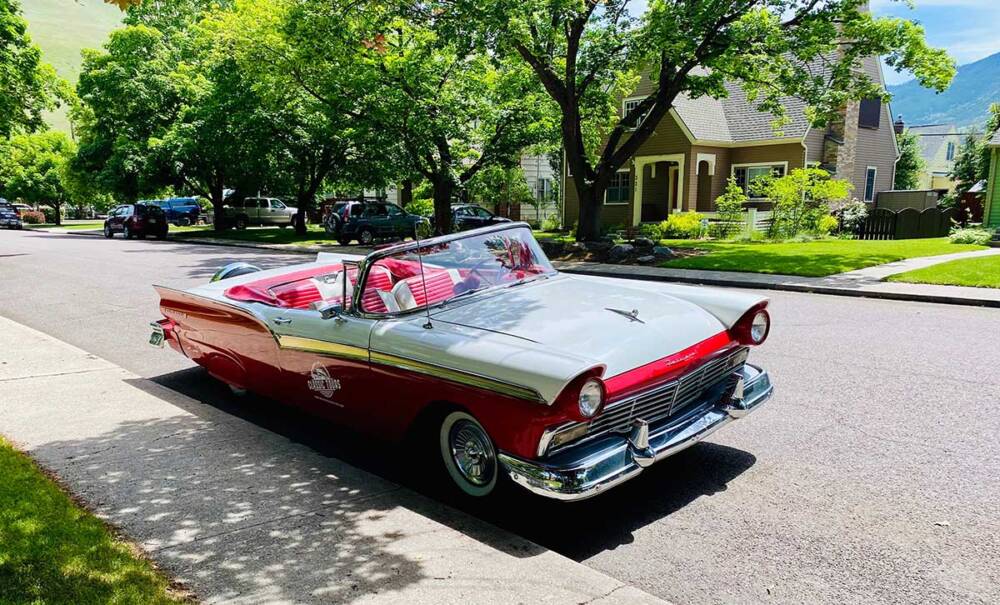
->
(177, 217, 191, 227)
(154, 229, 167, 240)
(235, 215, 248, 230)
(358, 227, 375, 246)
(439, 411, 498, 497)
(123, 224, 134, 239)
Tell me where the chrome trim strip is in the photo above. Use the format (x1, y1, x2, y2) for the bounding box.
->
(500, 364, 773, 501)
(369, 350, 546, 403)
(276, 335, 370, 362)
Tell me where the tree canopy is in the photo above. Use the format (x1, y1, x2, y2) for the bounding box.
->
(0, 130, 75, 224)
(894, 129, 925, 191)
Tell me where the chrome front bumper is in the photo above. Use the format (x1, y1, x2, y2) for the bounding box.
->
(498, 364, 773, 501)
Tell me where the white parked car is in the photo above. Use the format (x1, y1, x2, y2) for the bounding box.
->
(150, 223, 773, 500)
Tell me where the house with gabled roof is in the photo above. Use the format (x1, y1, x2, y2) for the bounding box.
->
(908, 124, 962, 191)
(562, 56, 900, 229)
(983, 130, 1000, 230)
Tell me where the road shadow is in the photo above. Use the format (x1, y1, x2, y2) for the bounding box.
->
(149, 367, 756, 562)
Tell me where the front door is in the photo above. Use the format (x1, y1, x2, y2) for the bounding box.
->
(255, 303, 375, 418)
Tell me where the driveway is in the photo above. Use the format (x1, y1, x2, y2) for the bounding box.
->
(1, 229, 998, 604)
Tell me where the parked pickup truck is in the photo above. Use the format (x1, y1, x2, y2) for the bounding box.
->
(224, 197, 298, 229)
(145, 197, 201, 226)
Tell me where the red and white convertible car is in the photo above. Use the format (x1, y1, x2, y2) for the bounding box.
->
(151, 223, 773, 500)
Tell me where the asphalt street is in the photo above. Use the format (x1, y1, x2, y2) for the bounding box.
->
(2, 229, 998, 604)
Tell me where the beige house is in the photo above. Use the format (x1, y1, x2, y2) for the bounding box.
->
(908, 124, 961, 192)
(562, 57, 900, 229)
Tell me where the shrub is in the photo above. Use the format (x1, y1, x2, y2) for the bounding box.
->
(42, 207, 59, 222)
(835, 198, 869, 233)
(636, 222, 662, 241)
(541, 214, 561, 232)
(404, 198, 434, 217)
(949, 226, 994, 246)
(713, 178, 747, 239)
(659, 212, 705, 239)
(20, 210, 45, 224)
(817, 214, 839, 235)
(756, 168, 851, 239)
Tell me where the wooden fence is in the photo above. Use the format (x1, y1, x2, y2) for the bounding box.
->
(848, 207, 956, 240)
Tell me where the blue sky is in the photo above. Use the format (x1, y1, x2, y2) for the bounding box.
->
(631, 1, 1000, 85)
(871, 0, 1000, 84)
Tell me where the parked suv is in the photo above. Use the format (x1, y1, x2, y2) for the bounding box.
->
(224, 197, 298, 230)
(147, 197, 200, 226)
(103, 204, 168, 239)
(324, 200, 428, 246)
(0, 206, 22, 230)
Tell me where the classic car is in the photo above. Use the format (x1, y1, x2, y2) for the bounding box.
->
(150, 223, 772, 500)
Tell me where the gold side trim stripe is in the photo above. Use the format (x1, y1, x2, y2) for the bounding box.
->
(277, 335, 370, 362)
(370, 351, 546, 403)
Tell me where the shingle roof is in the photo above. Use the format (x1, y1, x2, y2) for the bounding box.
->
(671, 81, 814, 142)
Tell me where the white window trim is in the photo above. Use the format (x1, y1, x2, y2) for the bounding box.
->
(621, 96, 649, 131)
(604, 168, 631, 206)
(730, 161, 789, 198)
(864, 166, 878, 202)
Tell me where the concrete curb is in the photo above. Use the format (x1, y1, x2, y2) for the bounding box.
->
(39, 228, 1000, 308)
(0, 315, 668, 605)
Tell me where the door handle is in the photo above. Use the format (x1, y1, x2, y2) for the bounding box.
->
(272, 317, 292, 325)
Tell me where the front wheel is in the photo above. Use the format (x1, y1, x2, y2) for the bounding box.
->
(103, 224, 113, 239)
(235, 216, 248, 230)
(439, 411, 498, 497)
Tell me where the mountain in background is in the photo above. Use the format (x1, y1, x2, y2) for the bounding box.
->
(21, 0, 122, 133)
(888, 52, 1000, 129)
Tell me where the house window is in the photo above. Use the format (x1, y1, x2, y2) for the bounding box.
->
(622, 98, 649, 130)
(859, 99, 881, 129)
(605, 171, 630, 205)
(536, 178, 552, 202)
(946, 142, 956, 161)
(732, 164, 786, 197)
(864, 166, 877, 202)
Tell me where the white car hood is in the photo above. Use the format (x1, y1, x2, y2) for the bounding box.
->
(430, 274, 727, 378)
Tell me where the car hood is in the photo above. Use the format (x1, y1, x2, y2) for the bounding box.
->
(430, 274, 726, 378)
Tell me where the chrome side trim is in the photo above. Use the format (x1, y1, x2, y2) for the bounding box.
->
(369, 350, 546, 403)
(499, 364, 773, 501)
(276, 335, 370, 362)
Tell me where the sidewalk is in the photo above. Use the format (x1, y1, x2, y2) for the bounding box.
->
(555, 247, 1000, 308)
(0, 315, 664, 605)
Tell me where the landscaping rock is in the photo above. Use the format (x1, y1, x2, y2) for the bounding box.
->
(633, 237, 656, 249)
(653, 245, 675, 259)
(608, 243, 634, 263)
(583, 240, 612, 252)
(637, 255, 655, 264)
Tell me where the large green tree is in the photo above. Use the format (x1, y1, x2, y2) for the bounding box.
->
(894, 129, 924, 191)
(459, 0, 955, 240)
(0, 0, 65, 137)
(274, 1, 558, 234)
(0, 131, 75, 225)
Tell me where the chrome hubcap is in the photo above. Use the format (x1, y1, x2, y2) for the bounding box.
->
(449, 420, 495, 486)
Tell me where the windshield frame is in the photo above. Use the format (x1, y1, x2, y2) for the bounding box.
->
(351, 222, 556, 319)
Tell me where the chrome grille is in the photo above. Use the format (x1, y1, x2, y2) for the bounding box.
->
(587, 347, 749, 439)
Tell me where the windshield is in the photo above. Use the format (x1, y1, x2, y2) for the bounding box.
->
(357, 226, 555, 314)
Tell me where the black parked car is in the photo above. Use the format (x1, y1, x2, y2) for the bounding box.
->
(103, 204, 168, 239)
(324, 201, 428, 246)
(0, 207, 22, 230)
(446, 204, 511, 232)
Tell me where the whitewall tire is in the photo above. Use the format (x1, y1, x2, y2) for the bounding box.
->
(439, 411, 497, 497)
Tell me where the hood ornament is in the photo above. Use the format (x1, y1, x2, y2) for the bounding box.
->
(605, 307, 644, 324)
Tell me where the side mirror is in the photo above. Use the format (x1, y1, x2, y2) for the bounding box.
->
(317, 303, 345, 321)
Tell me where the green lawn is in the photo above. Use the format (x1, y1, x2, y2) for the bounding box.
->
(886, 255, 1000, 288)
(657, 238, 988, 277)
(24, 222, 104, 231)
(0, 437, 184, 604)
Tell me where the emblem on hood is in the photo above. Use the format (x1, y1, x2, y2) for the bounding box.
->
(605, 307, 644, 324)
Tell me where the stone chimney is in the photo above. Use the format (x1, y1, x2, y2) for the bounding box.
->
(894, 115, 905, 135)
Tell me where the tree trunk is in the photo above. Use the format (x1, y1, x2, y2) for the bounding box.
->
(432, 177, 453, 235)
(294, 190, 312, 236)
(53, 201, 62, 227)
(211, 188, 228, 231)
(575, 182, 602, 241)
(399, 179, 413, 209)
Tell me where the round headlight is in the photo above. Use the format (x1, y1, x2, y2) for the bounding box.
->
(578, 379, 604, 418)
(750, 310, 770, 344)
